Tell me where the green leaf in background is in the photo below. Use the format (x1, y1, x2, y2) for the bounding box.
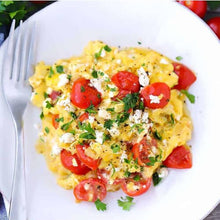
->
(1, 1, 14, 7)
(207, 1, 220, 10)
(9, 9, 26, 19)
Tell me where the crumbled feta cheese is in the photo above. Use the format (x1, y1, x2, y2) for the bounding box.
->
(142, 112, 149, 123)
(46, 87, 53, 95)
(100, 49, 106, 57)
(158, 167, 169, 178)
(98, 108, 111, 119)
(176, 115, 181, 121)
(108, 123, 120, 137)
(88, 116, 95, 124)
(72, 158, 78, 167)
(84, 183, 90, 190)
(137, 67, 149, 87)
(90, 78, 104, 94)
(120, 151, 128, 163)
(129, 109, 142, 124)
(51, 144, 61, 155)
(59, 133, 75, 144)
(57, 94, 75, 112)
(151, 146, 157, 154)
(43, 98, 52, 107)
(149, 95, 160, 104)
(109, 91, 115, 98)
(163, 139, 167, 146)
(58, 74, 69, 87)
(116, 59, 121, 64)
(95, 130, 104, 144)
(160, 58, 169, 64)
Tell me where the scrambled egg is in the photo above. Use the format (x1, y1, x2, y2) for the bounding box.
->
(29, 41, 192, 191)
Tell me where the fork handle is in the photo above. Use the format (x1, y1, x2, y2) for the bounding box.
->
(9, 127, 27, 220)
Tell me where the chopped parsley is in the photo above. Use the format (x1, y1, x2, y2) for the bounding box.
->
(146, 151, 162, 166)
(81, 86, 85, 92)
(106, 107, 115, 112)
(43, 92, 49, 99)
(132, 124, 144, 134)
(116, 112, 130, 124)
(61, 120, 73, 131)
(122, 93, 139, 111)
(103, 133, 111, 142)
(106, 85, 117, 92)
(117, 196, 135, 211)
(45, 101, 52, 109)
(79, 132, 96, 140)
(110, 144, 120, 153)
(104, 119, 114, 129)
(153, 130, 162, 140)
(176, 56, 183, 61)
(55, 117, 64, 122)
(85, 104, 97, 114)
(92, 69, 98, 78)
(133, 175, 141, 181)
(79, 123, 96, 140)
(45, 127, 49, 134)
(97, 93, 101, 99)
(170, 114, 175, 125)
(70, 112, 77, 119)
(124, 170, 131, 178)
(67, 74, 72, 80)
(137, 41, 142, 45)
(103, 45, 112, 52)
(48, 67, 54, 78)
(152, 172, 162, 186)
(181, 90, 195, 104)
(139, 100, 145, 110)
(69, 130, 76, 135)
(40, 112, 44, 119)
(56, 65, 64, 73)
(94, 199, 107, 211)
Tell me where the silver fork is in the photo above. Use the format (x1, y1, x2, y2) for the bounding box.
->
(1, 19, 36, 220)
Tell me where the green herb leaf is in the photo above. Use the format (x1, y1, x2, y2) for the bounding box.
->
(104, 119, 114, 129)
(103, 133, 111, 142)
(207, 1, 220, 10)
(55, 117, 64, 123)
(117, 196, 135, 211)
(94, 47, 103, 59)
(124, 170, 131, 178)
(70, 112, 77, 119)
(116, 112, 130, 124)
(111, 144, 120, 153)
(137, 41, 142, 45)
(61, 120, 73, 131)
(40, 112, 44, 119)
(152, 172, 162, 186)
(139, 100, 145, 110)
(85, 104, 97, 114)
(181, 90, 195, 104)
(1, 1, 13, 7)
(81, 86, 85, 92)
(67, 74, 72, 80)
(94, 199, 107, 211)
(133, 175, 141, 181)
(176, 56, 183, 61)
(92, 69, 98, 78)
(45, 101, 52, 109)
(44, 92, 49, 99)
(170, 114, 175, 125)
(103, 45, 112, 52)
(122, 93, 139, 111)
(69, 130, 76, 135)
(56, 65, 64, 73)
(153, 130, 162, 140)
(48, 67, 54, 78)
(79, 132, 96, 140)
(45, 127, 49, 134)
(106, 108, 115, 112)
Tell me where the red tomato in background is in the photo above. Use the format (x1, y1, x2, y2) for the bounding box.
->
(60, 150, 91, 175)
(163, 146, 192, 169)
(173, 62, 197, 90)
(207, 17, 220, 39)
(111, 71, 140, 92)
(79, 113, 89, 122)
(177, 1, 207, 18)
(132, 138, 157, 166)
(121, 175, 152, 197)
(76, 144, 101, 170)
(52, 114, 59, 129)
(140, 82, 170, 109)
(71, 78, 102, 109)
(74, 178, 107, 202)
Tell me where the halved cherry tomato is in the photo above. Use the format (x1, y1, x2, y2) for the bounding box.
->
(112, 89, 131, 101)
(163, 145, 192, 169)
(207, 17, 220, 39)
(79, 113, 89, 122)
(70, 78, 102, 109)
(173, 62, 196, 90)
(132, 138, 157, 166)
(52, 114, 59, 129)
(121, 175, 152, 197)
(49, 90, 61, 101)
(140, 82, 170, 109)
(74, 178, 107, 202)
(76, 144, 101, 170)
(60, 150, 91, 175)
(111, 71, 140, 92)
(177, 1, 207, 18)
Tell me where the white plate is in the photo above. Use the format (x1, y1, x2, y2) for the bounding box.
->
(1, 1, 220, 219)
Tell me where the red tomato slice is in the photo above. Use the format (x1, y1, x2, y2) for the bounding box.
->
(52, 114, 59, 129)
(173, 62, 196, 90)
(177, 1, 207, 18)
(76, 144, 101, 170)
(49, 90, 61, 101)
(121, 175, 152, 197)
(207, 17, 220, 39)
(60, 150, 91, 175)
(163, 146, 192, 169)
(132, 138, 157, 166)
(74, 178, 107, 202)
(140, 82, 170, 109)
(79, 113, 89, 122)
(70, 78, 102, 109)
(112, 89, 131, 101)
(111, 71, 140, 92)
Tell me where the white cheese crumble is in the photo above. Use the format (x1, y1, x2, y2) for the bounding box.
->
(142, 112, 149, 123)
(100, 49, 106, 57)
(158, 167, 169, 178)
(58, 74, 69, 87)
(160, 58, 169, 64)
(88, 115, 95, 124)
(51, 144, 61, 156)
(137, 67, 149, 87)
(98, 108, 111, 119)
(120, 151, 128, 163)
(116, 59, 121, 64)
(149, 95, 160, 104)
(84, 183, 90, 191)
(90, 78, 104, 94)
(57, 94, 75, 112)
(129, 110, 149, 124)
(72, 158, 78, 167)
(43, 98, 52, 107)
(108, 123, 120, 137)
(95, 130, 104, 144)
(46, 87, 53, 95)
(59, 133, 75, 144)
